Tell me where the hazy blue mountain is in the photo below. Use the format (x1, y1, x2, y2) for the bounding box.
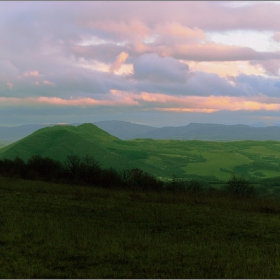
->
(134, 123, 280, 141)
(0, 124, 47, 142)
(251, 122, 268, 127)
(3, 121, 280, 142)
(94, 120, 157, 140)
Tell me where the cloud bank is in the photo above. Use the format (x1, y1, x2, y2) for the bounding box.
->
(1, 1, 280, 126)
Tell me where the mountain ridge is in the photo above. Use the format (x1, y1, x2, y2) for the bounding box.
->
(3, 121, 280, 142)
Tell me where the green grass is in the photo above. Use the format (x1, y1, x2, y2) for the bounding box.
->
(2, 124, 280, 181)
(1, 176, 280, 278)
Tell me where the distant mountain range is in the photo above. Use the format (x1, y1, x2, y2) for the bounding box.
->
(128, 123, 280, 141)
(2, 121, 280, 142)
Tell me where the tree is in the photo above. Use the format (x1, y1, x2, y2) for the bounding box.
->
(65, 155, 81, 180)
(224, 175, 255, 198)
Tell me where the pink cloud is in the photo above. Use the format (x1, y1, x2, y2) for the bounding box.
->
(0, 96, 139, 107)
(22, 71, 40, 77)
(272, 32, 280, 42)
(110, 52, 129, 72)
(75, 2, 280, 31)
(43, 80, 56, 86)
(156, 108, 217, 113)
(137, 92, 280, 112)
(6, 82, 14, 89)
(87, 20, 151, 41)
(250, 59, 280, 76)
(154, 23, 205, 43)
(150, 43, 280, 62)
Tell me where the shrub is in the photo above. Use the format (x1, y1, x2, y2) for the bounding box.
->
(0, 157, 27, 178)
(79, 155, 102, 185)
(224, 175, 256, 198)
(100, 167, 122, 188)
(165, 175, 187, 193)
(185, 179, 204, 193)
(65, 155, 81, 180)
(26, 155, 63, 181)
(122, 168, 163, 191)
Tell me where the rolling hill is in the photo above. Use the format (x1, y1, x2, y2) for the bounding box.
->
(0, 124, 123, 166)
(2, 123, 280, 181)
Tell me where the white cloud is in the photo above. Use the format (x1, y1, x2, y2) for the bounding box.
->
(208, 30, 280, 52)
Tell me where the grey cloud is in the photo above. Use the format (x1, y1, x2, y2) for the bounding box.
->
(132, 54, 189, 83)
(235, 74, 280, 97)
(127, 70, 244, 97)
(71, 44, 126, 64)
(0, 60, 19, 77)
(250, 60, 280, 76)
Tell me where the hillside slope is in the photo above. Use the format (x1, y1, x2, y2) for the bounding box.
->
(0, 124, 123, 166)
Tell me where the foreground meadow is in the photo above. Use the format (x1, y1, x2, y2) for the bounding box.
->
(1, 176, 280, 278)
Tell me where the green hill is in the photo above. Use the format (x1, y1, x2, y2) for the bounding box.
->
(2, 123, 280, 181)
(0, 124, 122, 166)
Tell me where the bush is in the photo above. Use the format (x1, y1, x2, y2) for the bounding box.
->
(165, 176, 187, 193)
(26, 155, 63, 181)
(185, 179, 204, 193)
(224, 175, 256, 198)
(122, 168, 163, 191)
(100, 167, 122, 188)
(0, 157, 27, 178)
(78, 155, 102, 185)
(65, 155, 81, 180)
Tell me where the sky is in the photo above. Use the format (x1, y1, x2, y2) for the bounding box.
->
(1, 1, 280, 127)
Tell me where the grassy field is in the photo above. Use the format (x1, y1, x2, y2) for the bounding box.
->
(2, 124, 280, 181)
(1, 176, 280, 278)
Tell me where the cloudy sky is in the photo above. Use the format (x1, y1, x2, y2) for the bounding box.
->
(1, 1, 280, 127)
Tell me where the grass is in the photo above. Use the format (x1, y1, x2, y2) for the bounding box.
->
(1, 176, 280, 278)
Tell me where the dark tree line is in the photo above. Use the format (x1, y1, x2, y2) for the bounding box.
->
(0, 155, 164, 191)
(0, 155, 256, 197)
